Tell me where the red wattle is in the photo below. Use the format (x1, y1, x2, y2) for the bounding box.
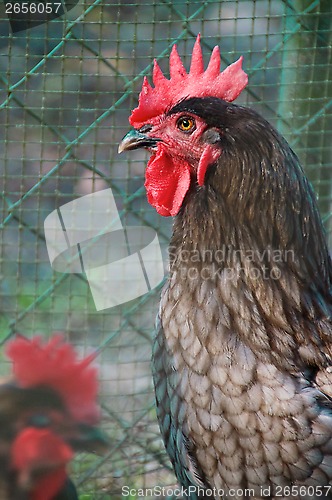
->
(197, 144, 221, 186)
(145, 147, 191, 217)
(11, 428, 73, 500)
(31, 467, 67, 500)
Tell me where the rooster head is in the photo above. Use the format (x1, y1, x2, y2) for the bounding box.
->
(3, 335, 107, 500)
(119, 35, 248, 216)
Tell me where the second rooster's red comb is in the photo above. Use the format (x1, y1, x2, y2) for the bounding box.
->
(129, 34, 248, 128)
(6, 335, 100, 425)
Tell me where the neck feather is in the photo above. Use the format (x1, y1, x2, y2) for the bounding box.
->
(167, 173, 332, 370)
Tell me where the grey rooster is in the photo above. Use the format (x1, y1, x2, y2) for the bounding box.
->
(119, 35, 332, 499)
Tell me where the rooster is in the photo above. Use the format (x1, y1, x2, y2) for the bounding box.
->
(0, 334, 107, 499)
(119, 35, 332, 498)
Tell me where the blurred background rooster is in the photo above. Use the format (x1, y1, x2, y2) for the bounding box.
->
(0, 334, 106, 500)
(119, 35, 332, 498)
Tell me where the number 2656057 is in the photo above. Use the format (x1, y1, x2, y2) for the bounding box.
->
(5, 3, 62, 14)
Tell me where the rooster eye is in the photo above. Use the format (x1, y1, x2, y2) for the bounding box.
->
(177, 116, 196, 133)
(27, 414, 51, 428)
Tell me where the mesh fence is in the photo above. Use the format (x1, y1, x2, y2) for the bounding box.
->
(0, 0, 332, 498)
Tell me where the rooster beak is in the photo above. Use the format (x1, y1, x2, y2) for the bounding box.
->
(118, 129, 161, 153)
(69, 424, 110, 455)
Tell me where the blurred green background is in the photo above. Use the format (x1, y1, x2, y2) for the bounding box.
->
(0, 0, 331, 498)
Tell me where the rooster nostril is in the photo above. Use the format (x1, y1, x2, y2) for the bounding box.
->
(139, 124, 152, 133)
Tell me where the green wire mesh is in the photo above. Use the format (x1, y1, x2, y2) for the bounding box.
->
(0, 1, 331, 498)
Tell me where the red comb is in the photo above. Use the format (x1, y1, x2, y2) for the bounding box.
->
(129, 34, 248, 128)
(6, 335, 99, 424)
